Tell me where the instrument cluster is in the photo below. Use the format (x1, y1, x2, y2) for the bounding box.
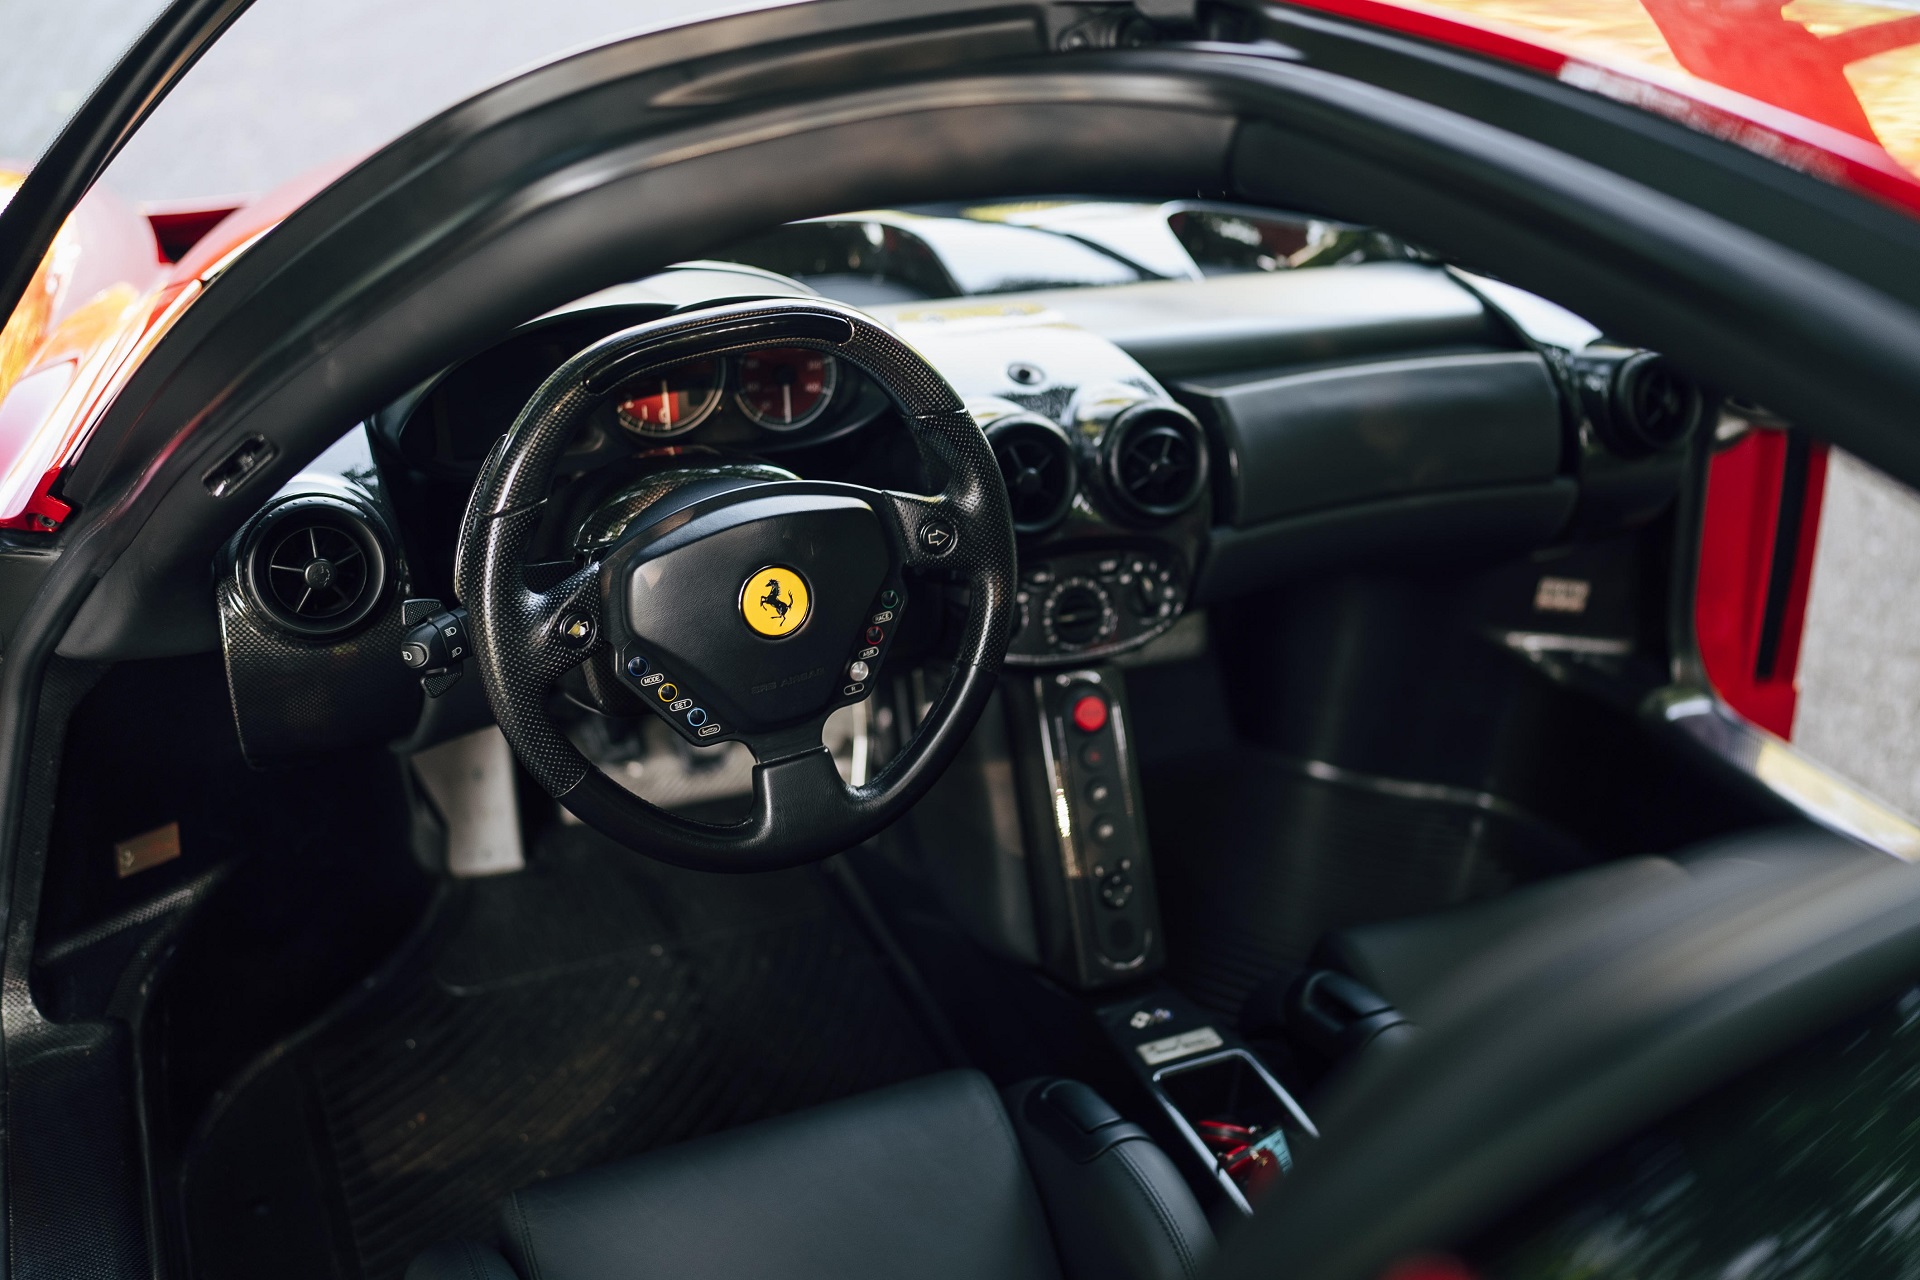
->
(384, 308, 888, 478)
(611, 347, 843, 436)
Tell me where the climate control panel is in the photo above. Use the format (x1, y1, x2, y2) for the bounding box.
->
(1009, 546, 1187, 666)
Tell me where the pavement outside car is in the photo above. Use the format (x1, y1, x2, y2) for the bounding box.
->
(3, 0, 1916, 821)
(1795, 454, 1920, 819)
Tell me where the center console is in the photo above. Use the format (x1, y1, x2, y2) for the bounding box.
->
(1005, 668, 1163, 986)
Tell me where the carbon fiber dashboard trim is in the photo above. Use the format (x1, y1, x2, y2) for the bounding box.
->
(217, 483, 421, 764)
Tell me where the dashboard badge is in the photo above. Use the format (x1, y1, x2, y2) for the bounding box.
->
(741, 566, 811, 638)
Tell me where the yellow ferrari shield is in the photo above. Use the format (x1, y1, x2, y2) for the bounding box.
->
(741, 566, 810, 637)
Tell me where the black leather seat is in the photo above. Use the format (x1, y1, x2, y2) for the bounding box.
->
(1292, 823, 1884, 1062)
(407, 1069, 1214, 1280)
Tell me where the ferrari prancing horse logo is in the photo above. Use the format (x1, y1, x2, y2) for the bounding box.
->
(741, 566, 810, 637)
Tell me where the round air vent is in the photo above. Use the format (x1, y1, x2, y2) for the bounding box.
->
(986, 415, 1077, 534)
(240, 495, 391, 639)
(1573, 348, 1706, 457)
(1103, 402, 1208, 521)
(1613, 353, 1705, 452)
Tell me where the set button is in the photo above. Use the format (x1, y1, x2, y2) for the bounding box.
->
(625, 653, 720, 740)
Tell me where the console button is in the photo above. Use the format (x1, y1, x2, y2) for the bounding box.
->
(1079, 743, 1107, 769)
(848, 661, 871, 683)
(1091, 817, 1117, 843)
(656, 682, 679, 702)
(865, 626, 884, 645)
(1071, 694, 1108, 734)
(625, 654, 650, 678)
(1086, 780, 1111, 804)
(686, 707, 708, 727)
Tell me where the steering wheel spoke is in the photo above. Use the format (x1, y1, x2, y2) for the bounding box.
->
(885, 491, 974, 571)
(520, 560, 607, 685)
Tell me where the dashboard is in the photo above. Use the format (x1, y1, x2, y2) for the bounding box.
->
(213, 257, 1705, 764)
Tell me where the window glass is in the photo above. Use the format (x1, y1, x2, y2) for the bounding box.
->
(40, 0, 774, 204)
(0, 0, 168, 175)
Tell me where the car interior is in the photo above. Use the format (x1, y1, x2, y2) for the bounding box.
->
(15, 7, 1920, 1280)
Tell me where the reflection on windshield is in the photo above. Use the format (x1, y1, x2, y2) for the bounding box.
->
(712, 204, 1407, 304)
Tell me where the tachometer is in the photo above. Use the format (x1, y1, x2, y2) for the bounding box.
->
(735, 348, 839, 430)
(615, 357, 724, 435)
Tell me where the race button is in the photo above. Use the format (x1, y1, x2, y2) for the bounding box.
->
(1071, 694, 1108, 734)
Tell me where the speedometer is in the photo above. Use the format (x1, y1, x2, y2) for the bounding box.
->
(615, 357, 724, 436)
(735, 348, 839, 430)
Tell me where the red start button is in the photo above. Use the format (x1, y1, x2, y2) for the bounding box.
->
(1071, 694, 1108, 734)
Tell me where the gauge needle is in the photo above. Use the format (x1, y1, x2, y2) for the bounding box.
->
(782, 385, 792, 424)
(662, 380, 672, 428)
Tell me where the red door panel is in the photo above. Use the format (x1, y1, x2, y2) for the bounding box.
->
(1694, 427, 1829, 739)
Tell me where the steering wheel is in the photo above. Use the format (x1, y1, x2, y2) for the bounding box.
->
(454, 298, 1015, 871)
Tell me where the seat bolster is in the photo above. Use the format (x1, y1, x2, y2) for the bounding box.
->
(1006, 1079, 1215, 1280)
(495, 1069, 1060, 1280)
(406, 1240, 522, 1280)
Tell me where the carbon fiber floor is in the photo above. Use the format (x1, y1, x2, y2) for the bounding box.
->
(182, 828, 944, 1280)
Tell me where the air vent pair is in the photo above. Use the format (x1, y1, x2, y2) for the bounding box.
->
(239, 495, 391, 639)
(1103, 402, 1208, 522)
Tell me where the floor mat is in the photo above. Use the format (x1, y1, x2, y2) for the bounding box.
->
(181, 828, 946, 1280)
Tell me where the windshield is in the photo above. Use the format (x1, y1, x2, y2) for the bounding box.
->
(2, 0, 771, 200)
(0, 0, 167, 175)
